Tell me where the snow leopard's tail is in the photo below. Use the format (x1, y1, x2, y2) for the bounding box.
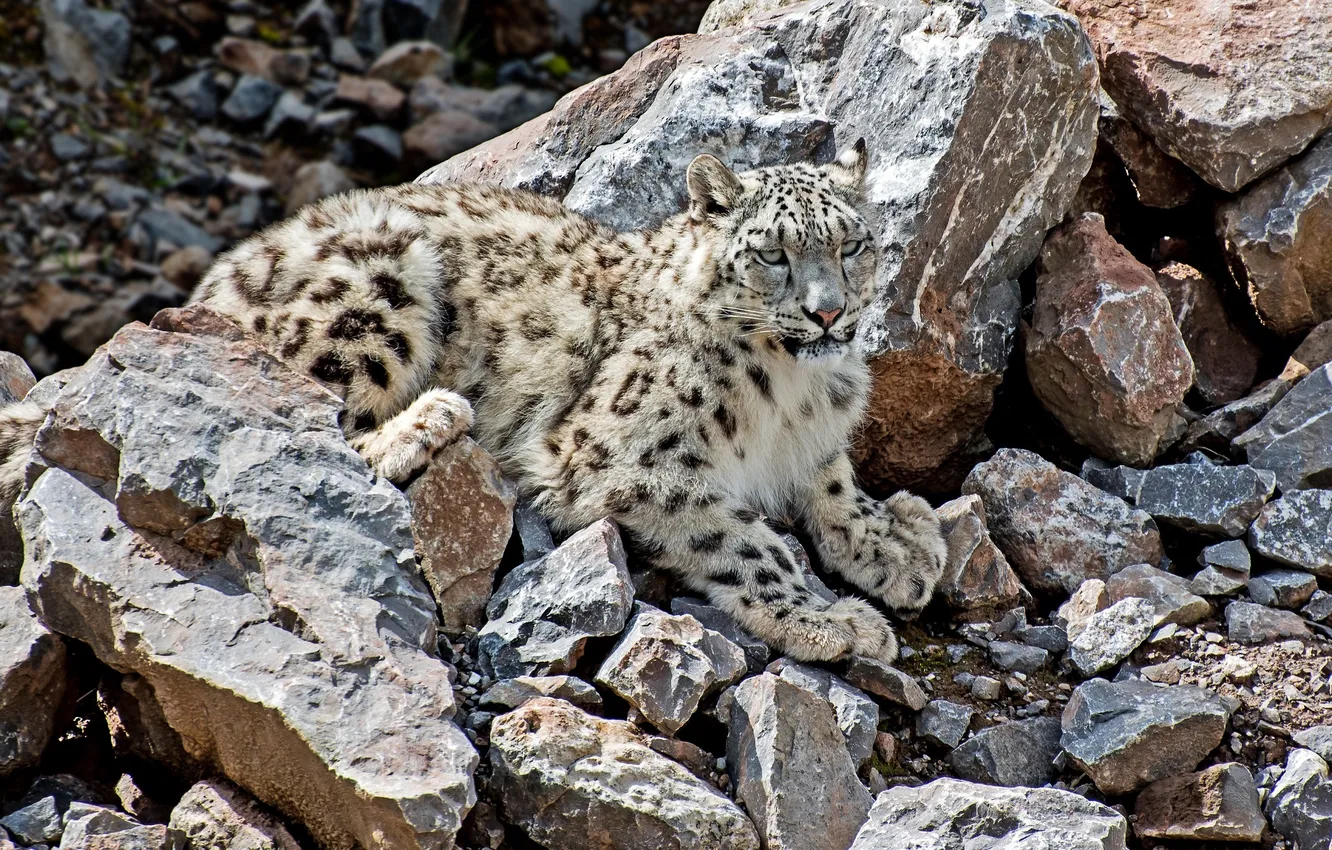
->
(0, 401, 43, 506)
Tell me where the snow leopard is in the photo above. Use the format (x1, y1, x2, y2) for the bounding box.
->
(1, 142, 946, 664)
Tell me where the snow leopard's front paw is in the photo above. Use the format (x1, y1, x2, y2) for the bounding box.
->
(349, 389, 474, 483)
(872, 491, 947, 617)
(773, 596, 899, 666)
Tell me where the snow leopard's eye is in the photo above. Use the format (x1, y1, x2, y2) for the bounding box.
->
(841, 240, 865, 258)
(755, 248, 787, 266)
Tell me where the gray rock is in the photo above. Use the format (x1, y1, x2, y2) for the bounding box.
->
(1056, 578, 1110, 640)
(1015, 624, 1069, 654)
(1190, 539, 1253, 598)
(134, 208, 222, 254)
(1266, 749, 1332, 850)
(1061, 678, 1233, 795)
(491, 698, 760, 850)
(330, 37, 367, 72)
(1107, 563, 1211, 626)
(220, 74, 282, 123)
(595, 605, 746, 735)
(773, 660, 879, 768)
(41, 0, 131, 87)
(167, 71, 219, 121)
(1180, 377, 1296, 456)
(989, 640, 1050, 673)
(1294, 726, 1332, 763)
(50, 133, 90, 161)
(293, 0, 338, 47)
(19, 308, 476, 850)
(949, 716, 1063, 787)
(1, 797, 63, 845)
(1190, 566, 1249, 597)
(353, 124, 403, 166)
(479, 519, 634, 679)
(916, 700, 975, 749)
(1134, 763, 1267, 842)
(1226, 600, 1312, 644)
(477, 675, 603, 713)
(1249, 569, 1319, 610)
(513, 500, 555, 562)
(1249, 489, 1332, 577)
(1236, 365, 1332, 492)
(0, 351, 35, 406)
(961, 449, 1163, 595)
(934, 495, 1027, 614)
(1082, 459, 1145, 502)
(422, 0, 1099, 494)
(728, 674, 872, 850)
(263, 91, 316, 140)
(671, 597, 769, 673)
(1304, 590, 1332, 623)
(1131, 462, 1275, 537)
(843, 656, 928, 711)
(0, 587, 67, 775)
(1067, 597, 1157, 677)
(849, 778, 1127, 850)
(168, 780, 299, 850)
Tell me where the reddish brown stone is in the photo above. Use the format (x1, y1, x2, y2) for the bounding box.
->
(1098, 95, 1197, 209)
(1156, 262, 1260, 405)
(334, 74, 405, 121)
(934, 495, 1027, 619)
(403, 111, 499, 171)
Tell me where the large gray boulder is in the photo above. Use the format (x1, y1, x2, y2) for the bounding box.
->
(1234, 364, 1332, 492)
(1267, 749, 1332, 850)
(0, 586, 67, 776)
(1249, 489, 1332, 577)
(420, 0, 1099, 494)
(17, 307, 477, 850)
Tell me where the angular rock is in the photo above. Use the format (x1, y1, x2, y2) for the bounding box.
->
(406, 438, 516, 630)
(1191, 540, 1252, 597)
(843, 656, 927, 711)
(949, 716, 1063, 788)
(57, 802, 161, 849)
(1060, 0, 1332, 192)
(367, 40, 450, 88)
(1134, 763, 1267, 842)
(41, 0, 131, 88)
(1081, 458, 1144, 503)
(263, 92, 316, 140)
(98, 674, 200, 777)
(1180, 377, 1296, 457)
(422, 0, 1099, 495)
(353, 124, 403, 164)
(1, 797, 63, 845)
(670, 597, 768, 673)
(961, 448, 1163, 594)
(512, 501, 555, 562)
(403, 110, 499, 168)
(1056, 578, 1109, 640)
(989, 640, 1049, 673)
(491, 698, 760, 850)
(772, 660, 878, 769)
(1249, 489, 1332, 577)
(477, 675, 603, 713)
(1292, 320, 1332, 373)
(220, 74, 282, 124)
(18, 308, 476, 850)
(1026, 213, 1194, 465)
(1157, 262, 1260, 405)
(1267, 749, 1332, 850)
(167, 71, 219, 121)
(1303, 591, 1332, 624)
(850, 778, 1127, 850)
(135, 209, 223, 255)
(916, 700, 974, 749)
(595, 605, 746, 735)
(1106, 564, 1211, 627)
(1249, 569, 1319, 610)
(1061, 678, 1232, 795)
(283, 161, 356, 217)
(0, 351, 35, 406)
(478, 519, 634, 679)
(1068, 597, 1157, 677)
(1225, 600, 1312, 644)
(216, 38, 310, 87)
(1236, 364, 1332, 492)
(728, 674, 871, 850)
(334, 74, 406, 121)
(1128, 462, 1275, 538)
(167, 781, 299, 850)
(1294, 727, 1332, 763)
(934, 495, 1026, 616)
(1218, 133, 1332, 335)
(0, 586, 66, 775)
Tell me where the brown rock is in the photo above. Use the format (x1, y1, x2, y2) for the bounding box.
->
(168, 780, 301, 850)
(1056, 578, 1109, 640)
(1291, 320, 1332, 373)
(1134, 763, 1266, 842)
(1027, 213, 1194, 465)
(1156, 262, 1260, 406)
(283, 160, 356, 217)
(98, 674, 202, 779)
(334, 74, 405, 121)
(1218, 133, 1332, 336)
(367, 40, 450, 88)
(934, 495, 1027, 618)
(1057, 0, 1332, 192)
(159, 246, 215, 293)
(1098, 93, 1197, 209)
(215, 38, 310, 87)
(406, 438, 516, 630)
(0, 586, 67, 775)
(0, 351, 36, 405)
(403, 111, 498, 170)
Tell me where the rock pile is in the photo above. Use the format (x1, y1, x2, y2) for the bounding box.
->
(4, 0, 1332, 848)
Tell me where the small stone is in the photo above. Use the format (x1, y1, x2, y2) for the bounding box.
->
(41, 0, 131, 88)
(988, 640, 1050, 674)
(595, 605, 746, 735)
(477, 675, 603, 713)
(512, 501, 555, 562)
(57, 802, 143, 848)
(1056, 578, 1110, 640)
(1249, 488, 1332, 577)
(1225, 600, 1312, 644)
(1249, 569, 1319, 610)
(1061, 678, 1233, 795)
(0, 586, 68, 773)
(970, 676, 1003, 701)
(1303, 590, 1332, 623)
(168, 780, 299, 850)
(0, 797, 63, 845)
(916, 700, 975, 749)
(1235, 364, 1332, 493)
(168, 70, 219, 120)
(1219, 655, 1257, 684)
(1266, 749, 1332, 850)
(1293, 727, 1332, 763)
(933, 495, 1027, 615)
(949, 716, 1063, 788)
(843, 657, 928, 711)
(728, 674, 872, 850)
(220, 74, 282, 123)
(330, 37, 367, 72)
(263, 91, 316, 140)
(1068, 597, 1157, 677)
(1134, 763, 1267, 842)
(334, 74, 405, 120)
(773, 660, 879, 768)
(352, 124, 403, 164)
(875, 732, 898, 764)
(1130, 462, 1275, 538)
(1191, 566, 1250, 597)
(367, 40, 451, 88)
(216, 38, 310, 87)
(50, 132, 91, 161)
(283, 160, 356, 217)
(1106, 563, 1211, 626)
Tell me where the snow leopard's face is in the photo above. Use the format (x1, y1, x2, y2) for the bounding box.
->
(688, 142, 876, 363)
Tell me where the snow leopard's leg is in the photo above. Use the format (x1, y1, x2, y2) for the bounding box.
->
(604, 485, 900, 664)
(800, 452, 946, 617)
(0, 401, 44, 505)
(344, 388, 473, 482)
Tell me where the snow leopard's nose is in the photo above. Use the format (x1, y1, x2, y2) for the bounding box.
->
(805, 305, 844, 329)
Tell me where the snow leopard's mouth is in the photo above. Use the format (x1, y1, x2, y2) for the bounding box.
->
(786, 336, 850, 363)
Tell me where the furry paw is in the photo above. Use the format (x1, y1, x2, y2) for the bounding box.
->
(350, 389, 474, 482)
(773, 596, 898, 665)
(871, 492, 947, 616)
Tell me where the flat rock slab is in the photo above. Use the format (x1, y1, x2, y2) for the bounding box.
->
(728, 674, 872, 850)
(595, 605, 746, 735)
(1061, 678, 1232, 795)
(0, 586, 66, 776)
(962, 448, 1163, 594)
(1134, 762, 1266, 842)
(849, 777, 1127, 850)
(479, 518, 634, 679)
(916, 700, 974, 749)
(949, 716, 1063, 788)
(934, 495, 1026, 616)
(1058, 0, 1332, 192)
(1249, 489, 1332, 577)
(843, 656, 928, 711)
(1235, 364, 1332, 493)
(490, 698, 760, 850)
(477, 675, 603, 713)
(167, 781, 300, 850)
(1130, 463, 1275, 538)
(1107, 563, 1211, 627)
(1068, 596, 1157, 677)
(1226, 600, 1312, 644)
(17, 308, 476, 850)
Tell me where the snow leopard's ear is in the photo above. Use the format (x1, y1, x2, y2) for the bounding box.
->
(827, 138, 868, 194)
(687, 154, 744, 221)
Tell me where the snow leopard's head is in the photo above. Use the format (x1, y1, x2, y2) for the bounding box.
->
(688, 140, 875, 364)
